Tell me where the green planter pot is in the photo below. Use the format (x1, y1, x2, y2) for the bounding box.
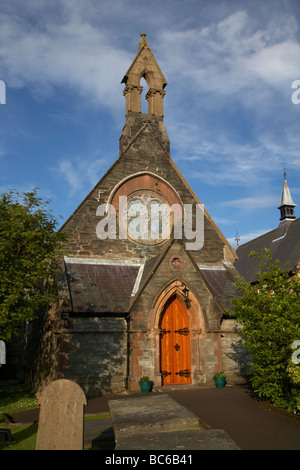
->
(139, 381, 153, 393)
(213, 376, 226, 388)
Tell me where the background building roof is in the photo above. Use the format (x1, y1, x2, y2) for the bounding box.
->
(234, 218, 300, 282)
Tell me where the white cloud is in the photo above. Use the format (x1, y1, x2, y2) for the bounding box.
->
(158, 9, 300, 190)
(227, 228, 272, 247)
(0, 7, 131, 113)
(1, 4, 299, 131)
(247, 41, 300, 88)
(56, 160, 81, 194)
(1, 1, 299, 206)
(173, 138, 290, 188)
(213, 216, 236, 225)
(55, 154, 107, 197)
(159, 10, 300, 99)
(1, 5, 299, 112)
(220, 195, 278, 210)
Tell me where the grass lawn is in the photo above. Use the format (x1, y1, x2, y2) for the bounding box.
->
(0, 380, 110, 450)
(0, 380, 109, 450)
(0, 380, 39, 450)
(0, 422, 38, 450)
(0, 380, 38, 414)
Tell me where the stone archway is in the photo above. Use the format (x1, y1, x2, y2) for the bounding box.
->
(148, 280, 207, 387)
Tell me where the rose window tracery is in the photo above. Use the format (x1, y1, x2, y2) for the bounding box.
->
(120, 192, 171, 245)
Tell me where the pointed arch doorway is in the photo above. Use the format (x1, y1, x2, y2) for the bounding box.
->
(160, 296, 192, 385)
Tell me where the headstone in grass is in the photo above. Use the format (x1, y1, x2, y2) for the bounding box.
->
(0, 429, 12, 443)
(36, 379, 87, 450)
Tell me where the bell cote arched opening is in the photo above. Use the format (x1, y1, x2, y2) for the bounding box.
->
(121, 34, 167, 117)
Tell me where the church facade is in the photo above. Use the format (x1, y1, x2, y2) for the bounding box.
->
(31, 35, 244, 397)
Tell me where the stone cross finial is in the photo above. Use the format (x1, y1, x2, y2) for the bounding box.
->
(139, 33, 148, 49)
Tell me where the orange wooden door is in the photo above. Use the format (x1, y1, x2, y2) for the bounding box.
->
(160, 297, 191, 385)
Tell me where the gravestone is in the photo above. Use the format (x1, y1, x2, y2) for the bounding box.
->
(108, 394, 201, 439)
(0, 429, 12, 443)
(109, 395, 240, 450)
(36, 379, 87, 450)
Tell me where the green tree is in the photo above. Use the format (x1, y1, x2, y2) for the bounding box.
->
(0, 188, 67, 341)
(231, 249, 300, 412)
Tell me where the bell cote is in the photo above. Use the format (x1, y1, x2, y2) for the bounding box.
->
(121, 34, 167, 117)
(278, 170, 296, 223)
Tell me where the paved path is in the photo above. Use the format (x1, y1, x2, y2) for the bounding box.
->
(166, 387, 300, 450)
(8, 385, 300, 450)
(85, 386, 300, 450)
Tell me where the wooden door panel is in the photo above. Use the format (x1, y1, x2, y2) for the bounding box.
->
(160, 297, 191, 385)
(160, 305, 172, 384)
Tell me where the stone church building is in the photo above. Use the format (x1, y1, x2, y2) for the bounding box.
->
(29, 35, 244, 397)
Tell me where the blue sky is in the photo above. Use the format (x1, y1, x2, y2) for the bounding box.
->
(0, 0, 299, 248)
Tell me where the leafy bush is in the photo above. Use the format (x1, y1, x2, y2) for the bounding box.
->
(230, 249, 300, 412)
(0, 188, 67, 341)
(286, 361, 300, 412)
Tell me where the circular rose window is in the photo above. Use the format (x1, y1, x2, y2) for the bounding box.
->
(119, 192, 172, 245)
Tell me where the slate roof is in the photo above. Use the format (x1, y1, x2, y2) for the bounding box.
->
(199, 266, 239, 311)
(234, 218, 300, 283)
(64, 258, 142, 314)
(63, 250, 240, 315)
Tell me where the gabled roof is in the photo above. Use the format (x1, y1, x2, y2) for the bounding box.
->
(128, 239, 239, 314)
(62, 235, 240, 316)
(234, 218, 300, 282)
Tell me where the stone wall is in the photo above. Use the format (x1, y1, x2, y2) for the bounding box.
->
(57, 316, 127, 397)
(220, 319, 249, 384)
(61, 113, 234, 267)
